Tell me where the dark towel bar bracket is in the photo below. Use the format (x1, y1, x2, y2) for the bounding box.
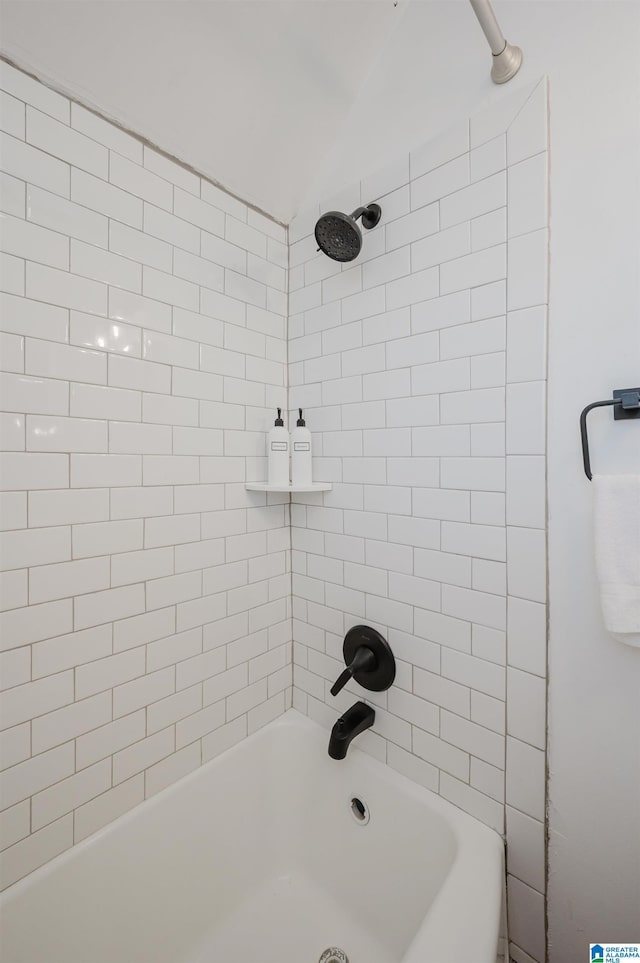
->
(580, 387, 640, 479)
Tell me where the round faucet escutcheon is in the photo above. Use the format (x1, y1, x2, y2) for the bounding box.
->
(340, 625, 395, 693)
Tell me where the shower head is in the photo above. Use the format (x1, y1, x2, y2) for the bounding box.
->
(315, 203, 382, 262)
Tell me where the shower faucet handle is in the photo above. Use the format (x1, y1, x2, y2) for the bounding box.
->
(329, 625, 396, 697)
(330, 646, 376, 697)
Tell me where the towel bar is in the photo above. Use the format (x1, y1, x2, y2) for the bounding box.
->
(579, 387, 640, 479)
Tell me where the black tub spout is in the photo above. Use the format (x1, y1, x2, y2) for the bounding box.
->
(328, 701, 375, 760)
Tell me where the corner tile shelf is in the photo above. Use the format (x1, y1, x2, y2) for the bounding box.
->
(245, 482, 332, 493)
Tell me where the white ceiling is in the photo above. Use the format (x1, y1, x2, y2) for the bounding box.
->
(0, 0, 402, 223)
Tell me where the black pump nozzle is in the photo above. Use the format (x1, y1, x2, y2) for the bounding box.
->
(274, 408, 284, 426)
(296, 408, 305, 427)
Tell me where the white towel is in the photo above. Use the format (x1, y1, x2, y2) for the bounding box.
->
(592, 474, 640, 647)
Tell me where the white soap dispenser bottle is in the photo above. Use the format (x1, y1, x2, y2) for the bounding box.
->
(291, 408, 312, 486)
(268, 408, 289, 487)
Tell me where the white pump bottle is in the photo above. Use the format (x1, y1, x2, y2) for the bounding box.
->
(291, 408, 312, 486)
(267, 408, 289, 486)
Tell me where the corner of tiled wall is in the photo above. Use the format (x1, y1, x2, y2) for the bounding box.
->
(0, 57, 293, 890)
(288, 76, 549, 963)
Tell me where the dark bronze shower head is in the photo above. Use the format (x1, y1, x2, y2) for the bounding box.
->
(314, 203, 382, 262)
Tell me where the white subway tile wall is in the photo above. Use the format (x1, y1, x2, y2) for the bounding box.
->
(288, 79, 548, 963)
(0, 62, 291, 890)
(0, 61, 549, 963)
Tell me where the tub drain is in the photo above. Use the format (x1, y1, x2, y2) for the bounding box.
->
(319, 949, 349, 963)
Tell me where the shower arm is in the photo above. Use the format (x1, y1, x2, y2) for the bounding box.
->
(468, 0, 523, 84)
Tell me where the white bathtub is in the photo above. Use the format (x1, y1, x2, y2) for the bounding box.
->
(0, 710, 504, 963)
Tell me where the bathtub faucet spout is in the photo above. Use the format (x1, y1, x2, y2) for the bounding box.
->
(328, 701, 375, 760)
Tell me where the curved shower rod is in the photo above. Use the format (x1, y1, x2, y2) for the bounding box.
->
(468, 0, 523, 84)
